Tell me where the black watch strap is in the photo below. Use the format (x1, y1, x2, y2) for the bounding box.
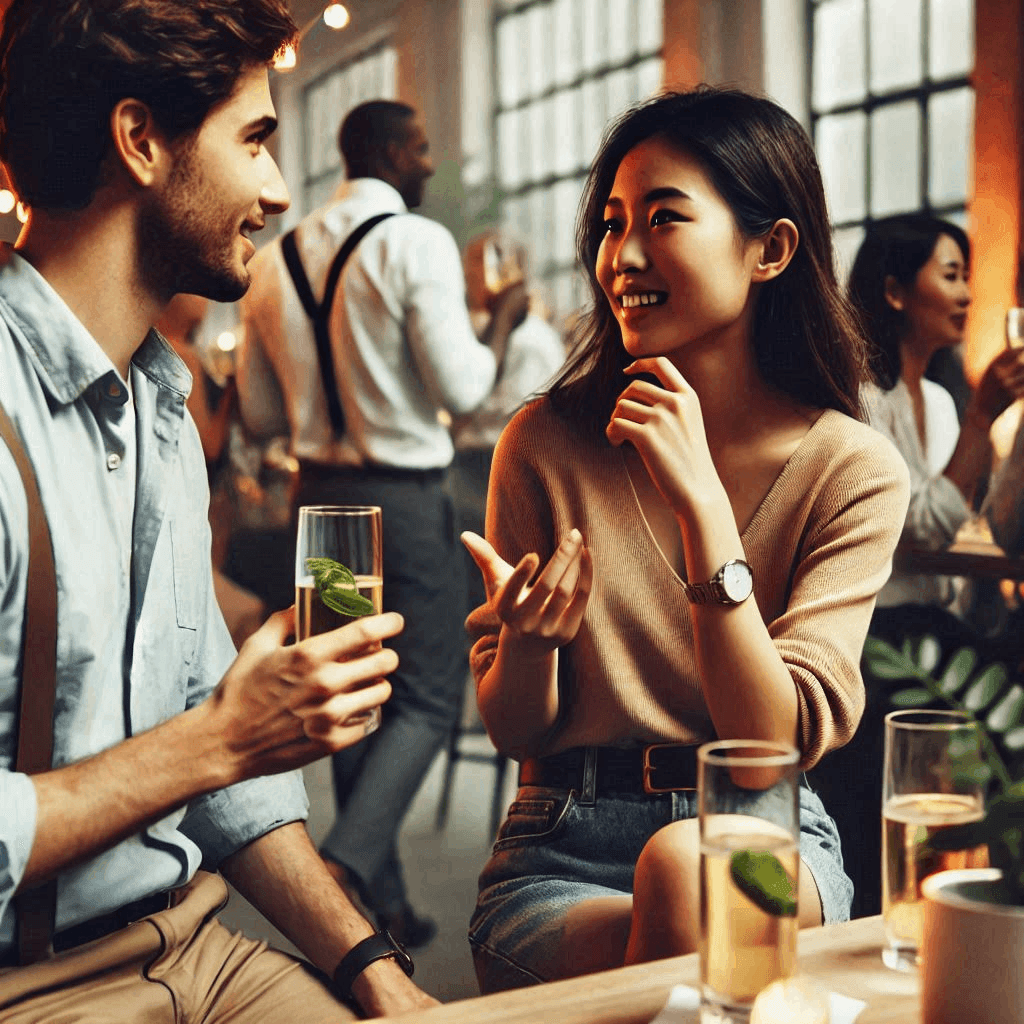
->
(332, 928, 414, 1006)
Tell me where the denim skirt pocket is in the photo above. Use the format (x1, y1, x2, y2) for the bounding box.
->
(493, 787, 576, 852)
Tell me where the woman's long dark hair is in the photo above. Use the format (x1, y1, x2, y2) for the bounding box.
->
(548, 87, 870, 431)
(847, 214, 970, 391)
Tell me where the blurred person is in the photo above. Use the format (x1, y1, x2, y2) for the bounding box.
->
(461, 87, 909, 991)
(987, 413, 1024, 557)
(0, 1, 435, 1019)
(237, 99, 528, 947)
(156, 295, 266, 647)
(452, 231, 566, 615)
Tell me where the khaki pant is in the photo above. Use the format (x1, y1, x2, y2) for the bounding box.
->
(0, 872, 357, 1023)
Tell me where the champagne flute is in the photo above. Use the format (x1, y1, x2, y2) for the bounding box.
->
(1007, 308, 1024, 349)
(295, 505, 384, 732)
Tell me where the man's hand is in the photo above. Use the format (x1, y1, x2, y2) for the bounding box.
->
(488, 280, 530, 332)
(207, 608, 403, 785)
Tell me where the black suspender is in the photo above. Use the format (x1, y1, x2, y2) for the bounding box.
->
(279, 212, 395, 439)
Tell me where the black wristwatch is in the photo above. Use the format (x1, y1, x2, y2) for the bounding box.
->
(332, 928, 414, 1009)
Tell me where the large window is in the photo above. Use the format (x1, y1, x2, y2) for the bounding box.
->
(810, 0, 975, 272)
(302, 44, 398, 214)
(493, 0, 663, 324)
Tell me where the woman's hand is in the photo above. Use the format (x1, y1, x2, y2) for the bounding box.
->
(461, 529, 592, 658)
(606, 357, 721, 515)
(970, 347, 1024, 428)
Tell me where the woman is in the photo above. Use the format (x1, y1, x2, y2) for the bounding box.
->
(850, 214, 1024, 635)
(462, 87, 910, 992)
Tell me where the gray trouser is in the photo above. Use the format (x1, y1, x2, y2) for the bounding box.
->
(298, 464, 466, 915)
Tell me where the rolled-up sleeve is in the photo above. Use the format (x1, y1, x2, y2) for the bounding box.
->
(0, 772, 38, 922)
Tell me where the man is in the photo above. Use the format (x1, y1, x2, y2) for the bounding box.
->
(237, 100, 528, 946)
(0, 2, 435, 1019)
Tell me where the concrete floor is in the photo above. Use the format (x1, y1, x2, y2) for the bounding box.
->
(218, 727, 517, 1004)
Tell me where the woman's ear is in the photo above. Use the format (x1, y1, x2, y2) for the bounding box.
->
(752, 219, 799, 282)
(883, 274, 905, 312)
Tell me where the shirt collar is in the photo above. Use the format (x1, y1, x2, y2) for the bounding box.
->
(0, 252, 191, 406)
(330, 177, 409, 214)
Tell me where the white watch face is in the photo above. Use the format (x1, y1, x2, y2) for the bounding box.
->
(721, 560, 753, 603)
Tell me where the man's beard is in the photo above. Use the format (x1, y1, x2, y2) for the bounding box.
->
(138, 160, 250, 303)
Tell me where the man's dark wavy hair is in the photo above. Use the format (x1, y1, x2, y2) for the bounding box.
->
(0, 0, 296, 211)
(549, 87, 872, 431)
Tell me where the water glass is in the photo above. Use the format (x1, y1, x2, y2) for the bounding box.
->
(881, 709, 987, 972)
(699, 740, 801, 1023)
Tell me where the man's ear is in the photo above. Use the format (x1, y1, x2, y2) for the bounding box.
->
(751, 218, 799, 282)
(109, 98, 172, 189)
(883, 274, 905, 312)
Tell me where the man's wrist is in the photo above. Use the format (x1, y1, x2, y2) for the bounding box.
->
(331, 929, 414, 1013)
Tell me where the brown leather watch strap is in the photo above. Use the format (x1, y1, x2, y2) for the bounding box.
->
(0, 401, 59, 965)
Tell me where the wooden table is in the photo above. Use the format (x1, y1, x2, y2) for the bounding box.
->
(896, 539, 1024, 581)
(372, 917, 920, 1023)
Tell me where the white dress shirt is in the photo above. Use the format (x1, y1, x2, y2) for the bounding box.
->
(238, 178, 497, 470)
(864, 378, 970, 609)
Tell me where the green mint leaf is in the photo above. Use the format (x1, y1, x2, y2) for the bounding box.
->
(306, 556, 375, 617)
(729, 849, 798, 917)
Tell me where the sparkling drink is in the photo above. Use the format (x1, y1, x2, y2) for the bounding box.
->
(882, 791, 988, 968)
(700, 830, 799, 1011)
(295, 574, 383, 641)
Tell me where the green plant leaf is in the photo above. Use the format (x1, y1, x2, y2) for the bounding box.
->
(964, 663, 1009, 711)
(987, 686, 1024, 734)
(864, 637, 918, 680)
(940, 647, 976, 696)
(891, 687, 933, 707)
(916, 635, 942, 673)
(1004, 727, 1024, 752)
(729, 849, 798, 917)
(306, 556, 375, 618)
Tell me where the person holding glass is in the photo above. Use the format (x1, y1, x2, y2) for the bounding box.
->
(461, 87, 911, 993)
(813, 217, 1024, 917)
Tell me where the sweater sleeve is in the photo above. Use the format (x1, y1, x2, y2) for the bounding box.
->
(465, 404, 555, 686)
(770, 435, 911, 768)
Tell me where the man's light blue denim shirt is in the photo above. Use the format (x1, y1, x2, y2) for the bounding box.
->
(0, 254, 308, 951)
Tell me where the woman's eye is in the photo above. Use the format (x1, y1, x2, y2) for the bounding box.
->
(650, 209, 681, 227)
(602, 217, 622, 234)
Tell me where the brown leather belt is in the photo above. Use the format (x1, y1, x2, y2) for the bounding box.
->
(0, 891, 170, 968)
(519, 743, 700, 800)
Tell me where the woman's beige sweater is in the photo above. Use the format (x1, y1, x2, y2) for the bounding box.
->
(467, 399, 911, 770)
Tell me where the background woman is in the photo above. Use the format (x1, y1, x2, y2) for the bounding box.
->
(462, 87, 910, 992)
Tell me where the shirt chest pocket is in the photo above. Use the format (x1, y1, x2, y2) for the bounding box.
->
(168, 520, 199, 659)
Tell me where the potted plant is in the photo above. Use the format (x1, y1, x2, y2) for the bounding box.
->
(864, 635, 1024, 1023)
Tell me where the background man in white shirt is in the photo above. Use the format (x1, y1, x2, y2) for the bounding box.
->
(238, 100, 528, 947)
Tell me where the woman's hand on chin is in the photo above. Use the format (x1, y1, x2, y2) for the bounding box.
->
(461, 529, 592, 658)
(606, 356, 720, 517)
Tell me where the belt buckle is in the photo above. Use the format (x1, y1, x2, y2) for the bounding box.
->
(642, 742, 697, 794)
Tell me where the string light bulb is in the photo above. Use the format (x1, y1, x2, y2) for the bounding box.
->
(323, 4, 350, 29)
(15, 202, 27, 224)
(0, 190, 15, 215)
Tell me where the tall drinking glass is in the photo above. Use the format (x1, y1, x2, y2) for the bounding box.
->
(699, 740, 801, 1024)
(882, 709, 988, 972)
(295, 505, 384, 731)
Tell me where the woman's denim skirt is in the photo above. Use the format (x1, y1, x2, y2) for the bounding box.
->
(468, 780, 852, 993)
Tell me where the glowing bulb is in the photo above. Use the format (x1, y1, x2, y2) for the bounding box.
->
(273, 42, 297, 71)
(323, 4, 350, 29)
(15, 202, 27, 224)
(0, 190, 15, 215)
(216, 330, 238, 353)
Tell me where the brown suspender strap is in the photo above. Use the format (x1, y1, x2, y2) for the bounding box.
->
(0, 401, 59, 965)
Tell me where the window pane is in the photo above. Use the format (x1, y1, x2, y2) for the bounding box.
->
(497, 109, 523, 190)
(637, 0, 663, 53)
(527, 99, 554, 183)
(607, 0, 634, 64)
(497, 13, 523, 108)
(581, 0, 606, 73)
(813, 0, 866, 111)
(503, 194, 529, 246)
(526, 3, 552, 100)
(833, 226, 865, 283)
(553, 0, 581, 87)
(817, 111, 867, 224)
(552, 176, 582, 265)
(870, 101, 922, 216)
(929, 0, 974, 79)
(529, 187, 554, 273)
(636, 55, 663, 98)
(605, 66, 635, 121)
(929, 87, 974, 206)
(869, 0, 921, 93)
(552, 87, 581, 177)
(581, 77, 608, 166)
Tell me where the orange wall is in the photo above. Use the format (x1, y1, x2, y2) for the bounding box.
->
(968, 0, 1024, 384)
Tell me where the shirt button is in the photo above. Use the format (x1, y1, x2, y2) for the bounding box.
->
(108, 383, 121, 399)
(107, 452, 121, 470)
